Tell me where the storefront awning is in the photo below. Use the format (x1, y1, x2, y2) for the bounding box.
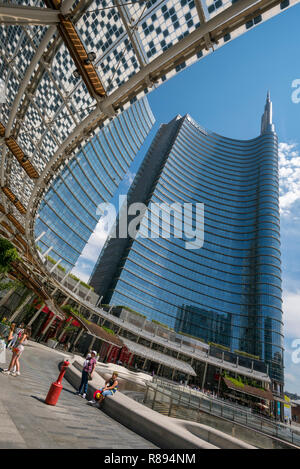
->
(223, 378, 274, 401)
(121, 337, 196, 376)
(85, 322, 123, 348)
(273, 396, 289, 405)
(55, 306, 123, 348)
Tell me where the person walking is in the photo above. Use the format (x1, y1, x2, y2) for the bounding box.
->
(5, 322, 16, 348)
(9, 322, 24, 350)
(3, 326, 31, 377)
(17, 323, 25, 340)
(76, 351, 97, 399)
(63, 341, 70, 352)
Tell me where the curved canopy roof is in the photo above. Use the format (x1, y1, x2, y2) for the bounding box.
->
(0, 0, 298, 289)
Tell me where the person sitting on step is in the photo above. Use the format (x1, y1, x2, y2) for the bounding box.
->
(88, 371, 119, 408)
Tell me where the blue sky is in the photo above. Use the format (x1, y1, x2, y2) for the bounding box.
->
(73, 4, 300, 393)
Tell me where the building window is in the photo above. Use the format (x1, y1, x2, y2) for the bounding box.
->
(280, 0, 289, 7)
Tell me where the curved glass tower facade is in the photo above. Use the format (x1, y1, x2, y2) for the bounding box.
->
(35, 97, 155, 271)
(90, 96, 283, 384)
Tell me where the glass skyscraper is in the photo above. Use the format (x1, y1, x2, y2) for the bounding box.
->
(90, 94, 283, 385)
(35, 97, 155, 271)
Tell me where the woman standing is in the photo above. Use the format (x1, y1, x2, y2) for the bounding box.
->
(3, 326, 31, 377)
(9, 322, 24, 350)
(76, 351, 97, 399)
(6, 322, 16, 348)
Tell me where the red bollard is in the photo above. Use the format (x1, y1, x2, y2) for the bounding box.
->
(45, 360, 70, 406)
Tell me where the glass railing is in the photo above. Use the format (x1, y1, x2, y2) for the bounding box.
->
(209, 347, 268, 375)
(144, 379, 300, 448)
(119, 312, 268, 376)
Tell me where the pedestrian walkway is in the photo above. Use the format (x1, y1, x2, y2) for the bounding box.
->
(0, 342, 157, 449)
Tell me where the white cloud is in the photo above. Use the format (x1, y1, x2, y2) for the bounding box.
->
(79, 222, 109, 262)
(285, 372, 297, 384)
(71, 209, 117, 280)
(282, 296, 300, 393)
(283, 290, 300, 338)
(283, 355, 300, 393)
(70, 268, 90, 283)
(123, 171, 136, 188)
(279, 142, 300, 215)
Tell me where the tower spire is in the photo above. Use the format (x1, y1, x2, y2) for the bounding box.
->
(261, 91, 275, 134)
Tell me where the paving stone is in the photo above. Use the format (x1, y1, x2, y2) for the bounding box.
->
(0, 343, 156, 449)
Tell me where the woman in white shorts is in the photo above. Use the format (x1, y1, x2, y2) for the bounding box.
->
(3, 326, 31, 377)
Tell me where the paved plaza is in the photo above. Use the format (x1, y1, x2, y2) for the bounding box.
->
(0, 342, 157, 449)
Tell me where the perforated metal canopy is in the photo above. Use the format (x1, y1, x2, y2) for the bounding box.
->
(0, 0, 298, 286)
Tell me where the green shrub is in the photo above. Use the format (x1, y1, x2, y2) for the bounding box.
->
(102, 326, 115, 335)
(178, 330, 205, 342)
(61, 304, 91, 324)
(45, 255, 56, 265)
(67, 273, 93, 290)
(0, 238, 19, 275)
(209, 342, 230, 351)
(234, 349, 260, 360)
(116, 305, 147, 318)
(225, 375, 245, 388)
(151, 319, 174, 331)
(79, 280, 93, 290)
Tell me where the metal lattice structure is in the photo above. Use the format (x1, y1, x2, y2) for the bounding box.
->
(0, 0, 298, 286)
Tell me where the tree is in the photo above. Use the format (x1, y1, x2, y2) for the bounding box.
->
(0, 238, 19, 275)
(0, 238, 19, 290)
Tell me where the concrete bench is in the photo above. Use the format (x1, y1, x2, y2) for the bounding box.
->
(65, 359, 255, 449)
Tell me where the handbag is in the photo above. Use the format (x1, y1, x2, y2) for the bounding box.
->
(88, 373, 93, 381)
